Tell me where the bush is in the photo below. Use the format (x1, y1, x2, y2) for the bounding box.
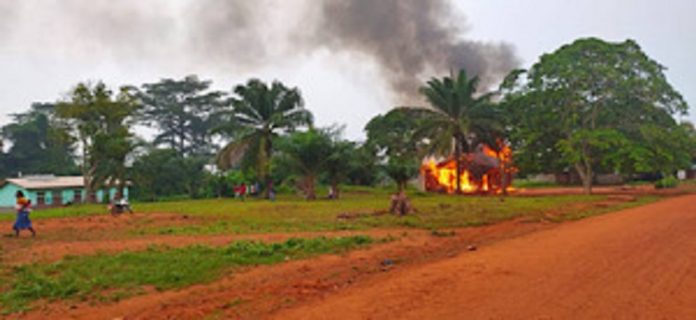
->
(654, 176, 679, 189)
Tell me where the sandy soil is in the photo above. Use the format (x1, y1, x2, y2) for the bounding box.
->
(274, 194, 696, 320)
(8, 194, 695, 319)
(17, 218, 552, 320)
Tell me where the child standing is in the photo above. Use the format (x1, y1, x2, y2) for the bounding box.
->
(14, 191, 36, 237)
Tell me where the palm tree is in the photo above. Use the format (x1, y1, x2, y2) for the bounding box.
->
(275, 129, 333, 200)
(410, 70, 498, 194)
(217, 79, 313, 197)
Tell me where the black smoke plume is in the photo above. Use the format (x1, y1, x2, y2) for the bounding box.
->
(308, 0, 519, 101)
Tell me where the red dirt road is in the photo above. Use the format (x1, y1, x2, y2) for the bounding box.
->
(274, 195, 696, 320)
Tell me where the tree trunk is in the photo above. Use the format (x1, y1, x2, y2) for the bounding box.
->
(575, 163, 593, 195)
(83, 175, 92, 204)
(85, 160, 98, 203)
(305, 175, 316, 200)
(397, 180, 407, 193)
(390, 189, 411, 216)
(261, 133, 273, 199)
(331, 179, 340, 200)
(454, 139, 462, 194)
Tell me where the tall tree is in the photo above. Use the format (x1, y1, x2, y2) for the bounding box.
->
(56, 82, 139, 201)
(502, 38, 689, 193)
(2, 103, 77, 177)
(217, 79, 313, 197)
(365, 109, 422, 191)
(404, 70, 498, 194)
(137, 75, 226, 156)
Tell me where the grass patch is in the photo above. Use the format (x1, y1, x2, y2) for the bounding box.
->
(512, 179, 561, 189)
(549, 196, 661, 222)
(0, 205, 106, 221)
(133, 195, 628, 235)
(4, 189, 672, 237)
(0, 236, 373, 313)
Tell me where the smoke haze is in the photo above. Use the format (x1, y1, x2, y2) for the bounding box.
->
(0, 0, 518, 103)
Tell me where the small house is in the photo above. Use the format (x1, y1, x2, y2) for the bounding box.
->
(0, 175, 128, 209)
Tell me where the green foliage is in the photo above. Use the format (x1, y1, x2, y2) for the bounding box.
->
(0, 236, 373, 311)
(275, 129, 333, 199)
(128, 194, 646, 236)
(0, 188, 663, 236)
(343, 144, 380, 186)
(325, 139, 354, 187)
(512, 179, 560, 189)
(216, 79, 313, 195)
(502, 38, 690, 193)
(365, 110, 421, 159)
(131, 149, 209, 200)
(381, 70, 502, 193)
(556, 129, 627, 171)
(1, 103, 78, 177)
(383, 157, 419, 192)
(203, 169, 259, 199)
(365, 109, 422, 190)
(56, 82, 139, 197)
(626, 123, 696, 176)
(136, 75, 226, 156)
(654, 176, 679, 189)
(415, 70, 501, 156)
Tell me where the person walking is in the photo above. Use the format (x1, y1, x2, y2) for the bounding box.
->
(14, 191, 36, 237)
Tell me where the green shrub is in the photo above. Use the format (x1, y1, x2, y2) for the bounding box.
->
(654, 176, 679, 189)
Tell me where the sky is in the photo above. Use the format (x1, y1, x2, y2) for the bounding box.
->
(0, 0, 694, 140)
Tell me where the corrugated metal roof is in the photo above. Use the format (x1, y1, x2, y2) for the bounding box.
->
(6, 176, 84, 190)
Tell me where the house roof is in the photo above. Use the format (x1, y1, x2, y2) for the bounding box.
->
(6, 176, 84, 190)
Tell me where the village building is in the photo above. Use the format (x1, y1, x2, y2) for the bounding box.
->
(0, 175, 128, 209)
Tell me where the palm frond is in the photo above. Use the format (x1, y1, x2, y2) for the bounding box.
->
(216, 133, 256, 170)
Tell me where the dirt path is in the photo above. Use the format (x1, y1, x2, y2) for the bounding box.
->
(18, 218, 552, 320)
(273, 194, 696, 320)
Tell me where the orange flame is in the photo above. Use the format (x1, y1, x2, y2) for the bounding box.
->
(421, 142, 516, 195)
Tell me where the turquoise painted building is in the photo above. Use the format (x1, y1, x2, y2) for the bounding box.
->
(0, 175, 128, 209)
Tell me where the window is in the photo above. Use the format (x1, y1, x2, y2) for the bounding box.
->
(37, 191, 46, 206)
(74, 189, 83, 203)
(53, 190, 62, 206)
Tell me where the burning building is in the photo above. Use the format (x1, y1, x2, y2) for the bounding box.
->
(421, 143, 515, 194)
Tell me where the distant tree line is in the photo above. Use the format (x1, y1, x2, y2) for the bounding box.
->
(0, 76, 384, 201)
(1, 37, 695, 199)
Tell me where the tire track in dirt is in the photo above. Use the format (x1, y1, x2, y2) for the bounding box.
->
(273, 194, 696, 320)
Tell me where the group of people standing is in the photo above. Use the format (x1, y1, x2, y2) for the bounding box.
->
(233, 181, 275, 201)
